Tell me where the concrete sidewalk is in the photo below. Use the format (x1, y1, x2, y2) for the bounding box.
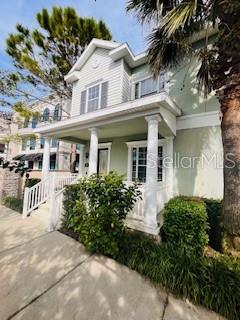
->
(0, 205, 224, 320)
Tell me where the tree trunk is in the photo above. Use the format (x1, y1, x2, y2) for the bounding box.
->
(221, 91, 240, 236)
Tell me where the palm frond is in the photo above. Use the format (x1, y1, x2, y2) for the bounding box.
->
(162, 1, 200, 37)
(126, 0, 169, 23)
(196, 48, 215, 97)
(147, 28, 192, 76)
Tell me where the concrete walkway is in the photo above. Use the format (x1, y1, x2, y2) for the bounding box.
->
(0, 205, 224, 320)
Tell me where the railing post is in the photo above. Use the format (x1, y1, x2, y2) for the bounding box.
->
(48, 191, 56, 231)
(22, 187, 30, 219)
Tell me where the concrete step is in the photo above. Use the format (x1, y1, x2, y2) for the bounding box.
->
(31, 202, 50, 226)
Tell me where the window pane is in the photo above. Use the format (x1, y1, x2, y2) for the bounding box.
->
(30, 139, 36, 150)
(40, 138, 45, 149)
(22, 140, 27, 151)
(135, 83, 139, 99)
(140, 77, 157, 97)
(158, 146, 163, 181)
(131, 147, 147, 182)
(38, 161, 42, 170)
(132, 148, 137, 180)
(87, 84, 100, 112)
(51, 138, 57, 148)
(138, 165, 146, 183)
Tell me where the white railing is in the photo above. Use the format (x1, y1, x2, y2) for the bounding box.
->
(22, 176, 51, 218)
(124, 181, 145, 221)
(22, 173, 79, 219)
(54, 174, 78, 192)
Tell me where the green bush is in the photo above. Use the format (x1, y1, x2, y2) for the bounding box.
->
(25, 178, 41, 188)
(116, 232, 240, 320)
(3, 196, 23, 213)
(62, 182, 86, 230)
(62, 172, 141, 257)
(162, 197, 209, 255)
(204, 198, 222, 251)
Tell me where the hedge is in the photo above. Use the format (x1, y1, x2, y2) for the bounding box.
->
(3, 196, 23, 213)
(116, 232, 240, 320)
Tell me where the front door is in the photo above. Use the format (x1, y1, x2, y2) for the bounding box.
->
(97, 148, 109, 175)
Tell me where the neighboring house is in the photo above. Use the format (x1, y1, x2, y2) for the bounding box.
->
(0, 111, 19, 161)
(23, 37, 222, 235)
(14, 97, 80, 178)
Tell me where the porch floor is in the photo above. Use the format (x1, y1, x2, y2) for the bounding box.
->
(0, 205, 224, 320)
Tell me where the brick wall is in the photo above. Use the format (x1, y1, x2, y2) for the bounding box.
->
(0, 168, 21, 200)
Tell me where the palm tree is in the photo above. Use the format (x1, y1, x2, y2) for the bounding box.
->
(127, 0, 240, 239)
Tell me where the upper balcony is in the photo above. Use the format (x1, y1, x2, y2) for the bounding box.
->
(18, 104, 70, 136)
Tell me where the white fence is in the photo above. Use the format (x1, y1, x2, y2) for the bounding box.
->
(22, 174, 79, 218)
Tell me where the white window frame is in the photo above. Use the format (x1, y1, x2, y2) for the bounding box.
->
(133, 72, 166, 100)
(126, 139, 167, 184)
(85, 82, 103, 113)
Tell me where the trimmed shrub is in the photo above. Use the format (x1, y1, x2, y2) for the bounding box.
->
(204, 198, 222, 251)
(25, 178, 41, 188)
(3, 196, 23, 213)
(116, 231, 240, 320)
(62, 172, 141, 257)
(162, 197, 209, 255)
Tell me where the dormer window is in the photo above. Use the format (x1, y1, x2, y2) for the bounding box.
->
(134, 73, 165, 99)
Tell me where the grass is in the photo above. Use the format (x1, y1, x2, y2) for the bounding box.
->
(2, 196, 23, 213)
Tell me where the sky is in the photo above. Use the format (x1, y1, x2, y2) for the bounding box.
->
(0, 0, 151, 71)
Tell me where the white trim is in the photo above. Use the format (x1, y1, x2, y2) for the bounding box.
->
(35, 93, 181, 136)
(109, 43, 148, 68)
(177, 111, 220, 130)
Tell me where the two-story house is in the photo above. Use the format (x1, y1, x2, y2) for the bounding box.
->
(23, 37, 222, 235)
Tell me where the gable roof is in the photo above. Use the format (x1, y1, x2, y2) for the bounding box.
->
(65, 38, 148, 83)
(69, 39, 120, 73)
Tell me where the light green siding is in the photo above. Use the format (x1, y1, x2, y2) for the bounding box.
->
(173, 126, 223, 198)
(109, 139, 128, 177)
(169, 58, 220, 115)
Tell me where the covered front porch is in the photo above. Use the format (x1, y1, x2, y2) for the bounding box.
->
(36, 95, 180, 235)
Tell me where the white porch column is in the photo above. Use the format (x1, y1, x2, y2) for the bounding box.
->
(78, 144, 85, 177)
(144, 115, 161, 234)
(88, 128, 98, 175)
(42, 137, 50, 179)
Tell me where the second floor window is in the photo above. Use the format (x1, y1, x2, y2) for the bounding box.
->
(135, 74, 165, 99)
(40, 138, 45, 149)
(32, 117, 38, 128)
(53, 105, 61, 121)
(43, 108, 50, 122)
(80, 81, 108, 115)
(22, 140, 27, 151)
(88, 84, 100, 112)
(23, 118, 29, 128)
(29, 138, 36, 150)
(51, 138, 57, 148)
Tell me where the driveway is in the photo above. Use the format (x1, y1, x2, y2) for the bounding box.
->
(0, 205, 224, 320)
